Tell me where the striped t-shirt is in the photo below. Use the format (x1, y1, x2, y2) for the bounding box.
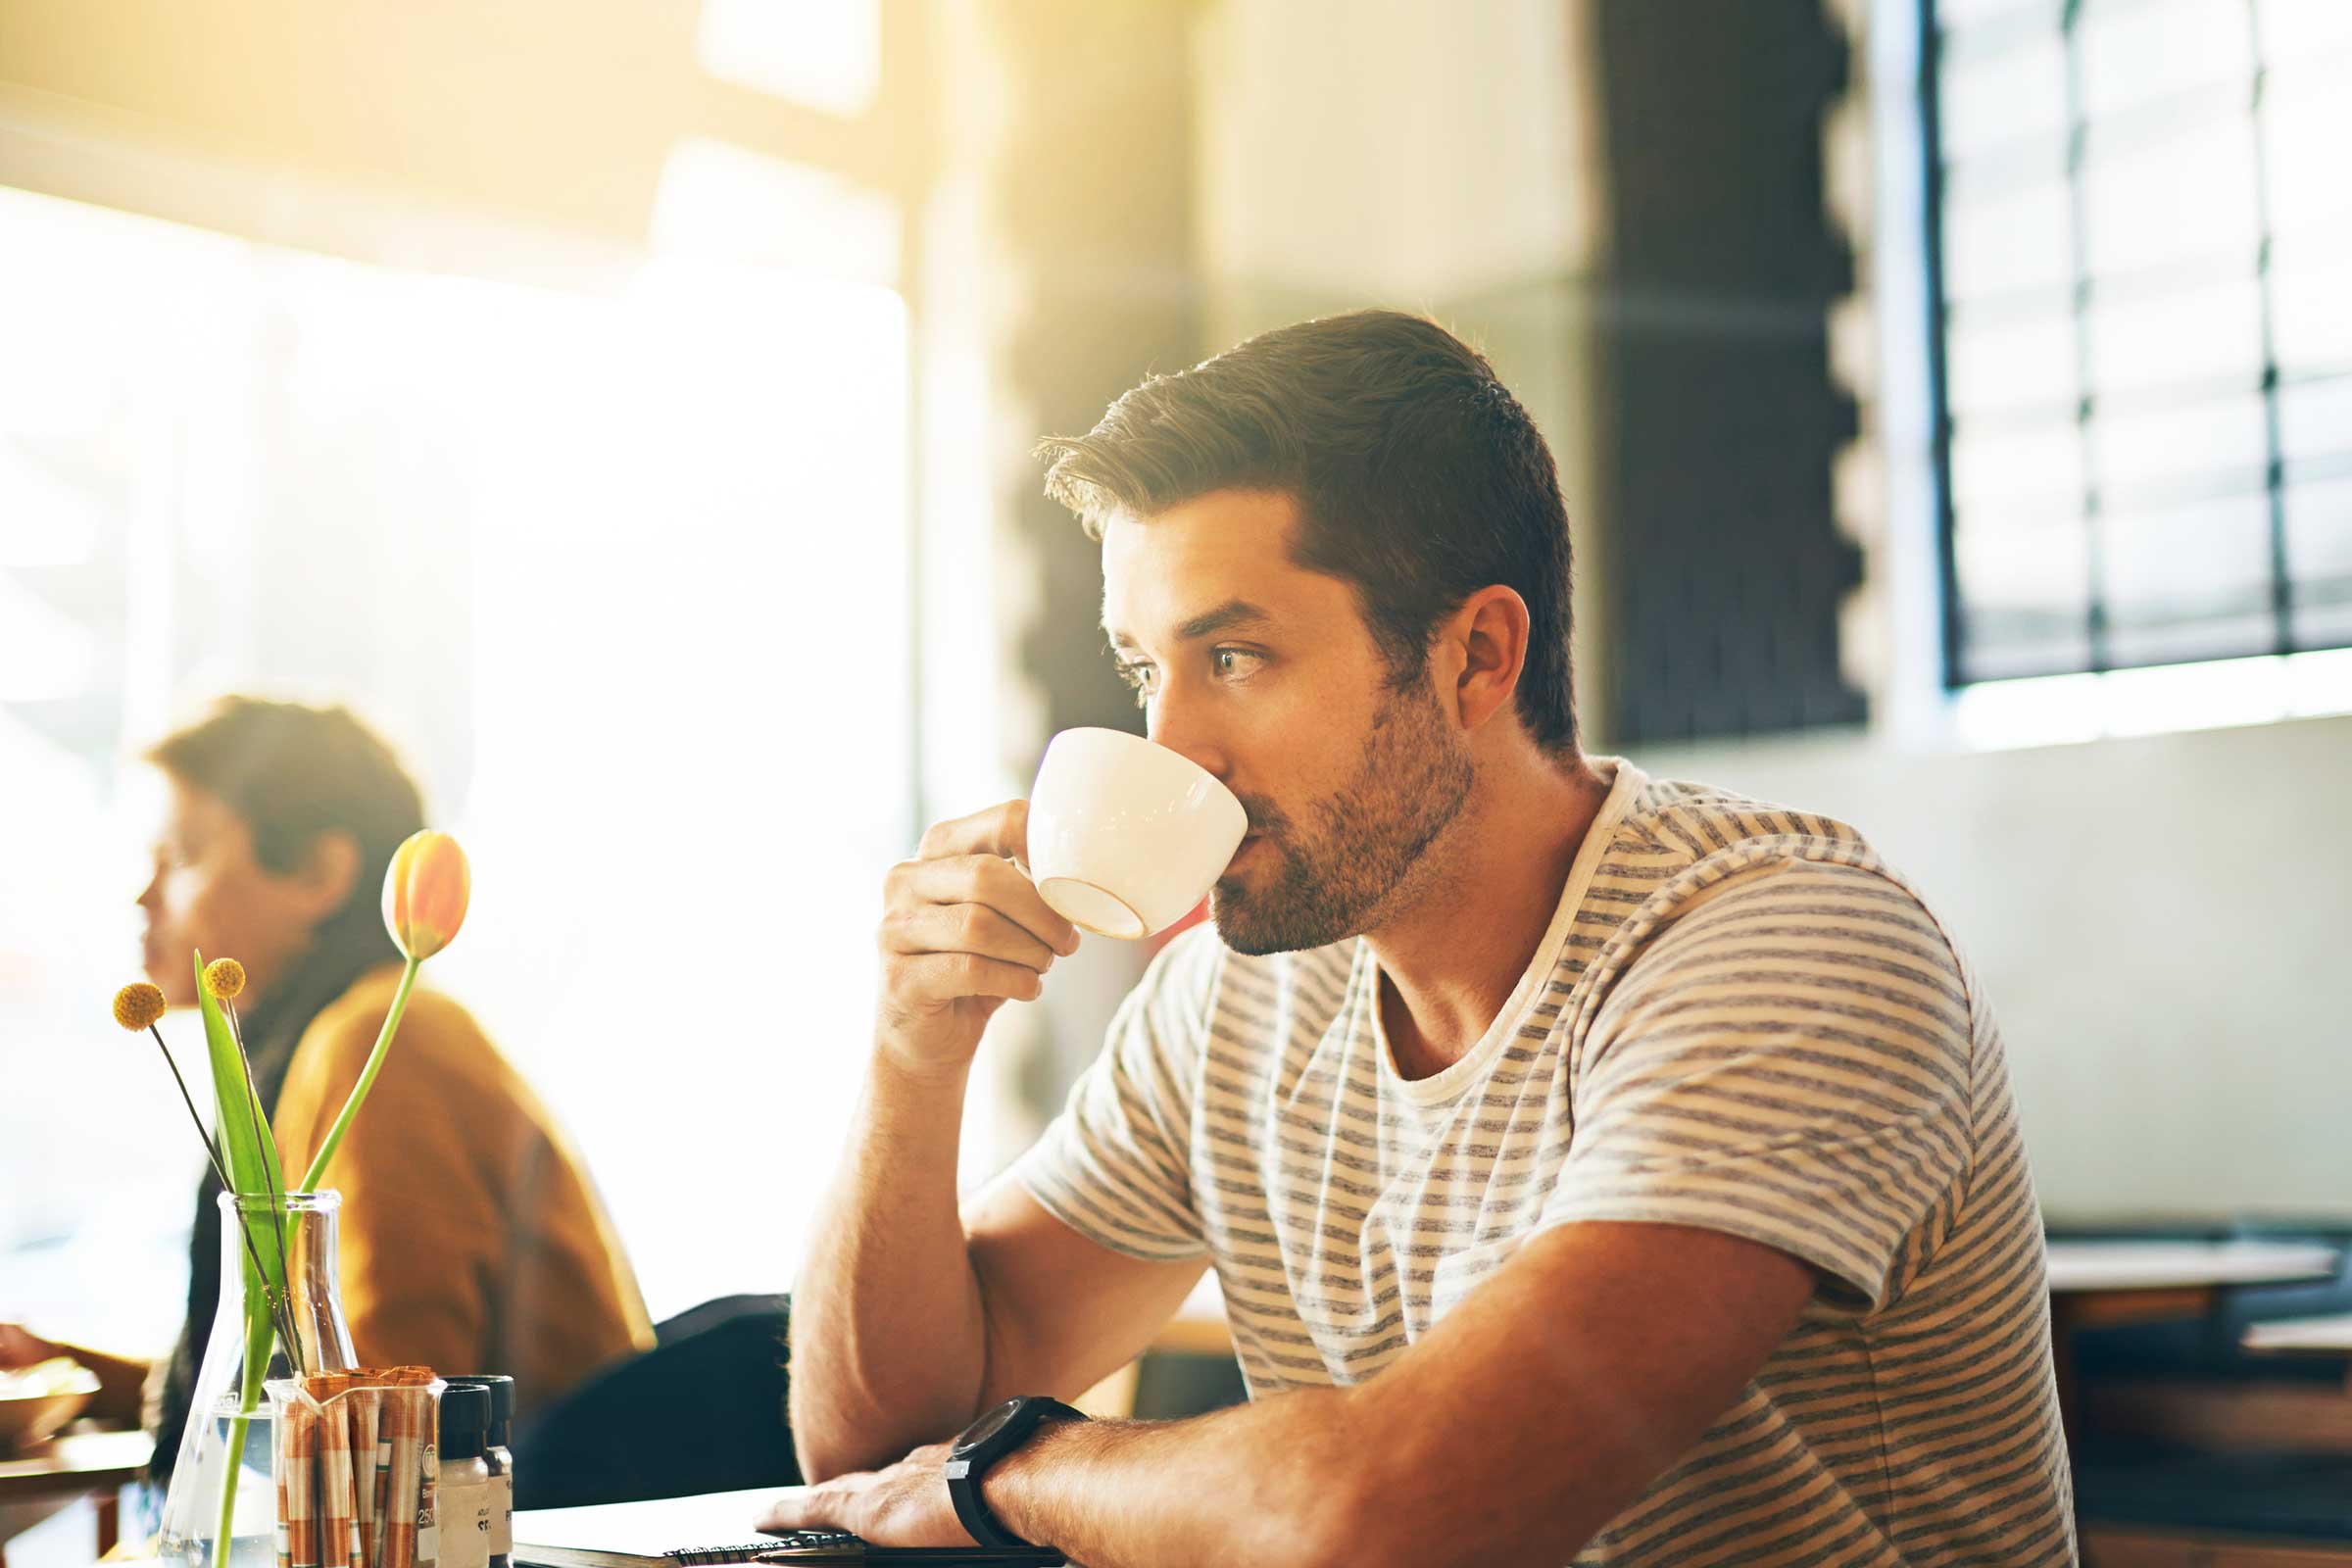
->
(1013, 759, 2076, 1566)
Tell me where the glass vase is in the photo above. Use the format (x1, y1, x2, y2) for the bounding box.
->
(159, 1191, 358, 1568)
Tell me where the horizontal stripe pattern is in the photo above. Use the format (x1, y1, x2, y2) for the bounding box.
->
(1013, 760, 2074, 1565)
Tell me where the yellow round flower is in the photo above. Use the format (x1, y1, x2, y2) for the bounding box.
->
(203, 957, 247, 1001)
(113, 982, 168, 1031)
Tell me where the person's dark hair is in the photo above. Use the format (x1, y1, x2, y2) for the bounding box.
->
(145, 696, 426, 954)
(1037, 309, 1579, 753)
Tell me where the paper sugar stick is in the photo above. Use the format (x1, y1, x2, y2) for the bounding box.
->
(321, 1375, 362, 1568)
(380, 1382, 416, 1568)
(384, 1369, 436, 1568)
(272, 1396, 295, 1568)
(371, 1376, 398, 1568)
(353, 1379, 383, 1568)
(285, 1394, 320, 1568)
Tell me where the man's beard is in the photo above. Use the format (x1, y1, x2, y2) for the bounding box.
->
(1209, 679, 1475, 956)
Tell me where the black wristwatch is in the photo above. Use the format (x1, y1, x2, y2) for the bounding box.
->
(943, 1396, 1088, 1548)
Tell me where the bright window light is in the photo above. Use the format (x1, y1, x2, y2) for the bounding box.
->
(443, 255, 911, 1319)
(651, 136, 900, 284)
(1955, 649, 2352, 751)
(0, 577, 95, 701)
(0, 181, 914, 1331)
(0, 446, 101, 566)
(694, 0, 880, 119)
(1926, 0, 2352, 688)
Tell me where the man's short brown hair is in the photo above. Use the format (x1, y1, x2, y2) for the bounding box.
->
(1038, 310, 1579, 752)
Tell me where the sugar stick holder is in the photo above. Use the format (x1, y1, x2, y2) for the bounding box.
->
(267, 1371, 448, 1568)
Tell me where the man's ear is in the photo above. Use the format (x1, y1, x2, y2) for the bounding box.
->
(293, 830, 364, 922)
(1443, 585, 1532, 733)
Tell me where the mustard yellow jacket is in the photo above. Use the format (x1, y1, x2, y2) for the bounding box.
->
(269, 965, 655, 1422)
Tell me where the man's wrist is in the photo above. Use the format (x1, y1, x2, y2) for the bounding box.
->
(974, 1410, 1088, 1547)
(869, 1036, 975, 1096)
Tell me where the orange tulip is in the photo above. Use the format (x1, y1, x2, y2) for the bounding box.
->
(382, 830, 469, 960)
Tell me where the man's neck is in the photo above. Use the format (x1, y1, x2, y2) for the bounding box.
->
(1370, 753, 1613, 1080)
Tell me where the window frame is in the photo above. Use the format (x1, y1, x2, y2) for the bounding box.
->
(1917, 0, 2328, 692)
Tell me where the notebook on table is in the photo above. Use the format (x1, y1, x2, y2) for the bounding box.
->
(513, 1487, 1064, 1567)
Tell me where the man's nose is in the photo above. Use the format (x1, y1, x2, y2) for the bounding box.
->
(1148, 695, 1233, 785)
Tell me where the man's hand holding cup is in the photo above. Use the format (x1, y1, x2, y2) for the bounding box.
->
(875, 729, 1248, 1077)
(875, 799, 1080, 1077)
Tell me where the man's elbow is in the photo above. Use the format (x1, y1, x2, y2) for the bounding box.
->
(788, 1380, 963, 1484)
(792, 1425, 898, 1486)
(789, 1429, 852, 1487)
(1289, 1508, 1544, 1568)
(787, 1385, 885, 1485)
(1278, 1503, 1371, 1568)
(1264, 1455, 1569, 1568)
(1238, 1452, 1406, 1568)
(1274, 1495, 1424, 1568)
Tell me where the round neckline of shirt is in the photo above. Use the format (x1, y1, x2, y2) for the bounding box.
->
(1366, 756, 1648, 1107)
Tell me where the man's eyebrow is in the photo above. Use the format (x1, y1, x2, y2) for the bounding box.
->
(1102, 599, 1276, 652)
(1176, 600, 1274, 641)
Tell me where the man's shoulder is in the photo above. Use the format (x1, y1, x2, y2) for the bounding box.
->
(1608, 768, 1875, 867)
(1592, 769, 1945, 948)
(1591, 770, 1973, 1018)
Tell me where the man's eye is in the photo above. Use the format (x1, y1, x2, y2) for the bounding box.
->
(1211, 648, 1264, 680)
(1114, 662, 1161, 705)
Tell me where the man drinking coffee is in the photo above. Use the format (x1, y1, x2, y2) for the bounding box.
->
(768, 311, 2075, 1566)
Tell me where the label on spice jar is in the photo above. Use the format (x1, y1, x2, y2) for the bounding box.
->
(438, 1473, 491, 1568)
(488, 1472, 513, 1557)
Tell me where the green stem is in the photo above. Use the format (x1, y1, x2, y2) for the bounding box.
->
(299, 956, 420, 1191)
(148, 1024, 233, 1193)
(212, 1289, 276, 1568)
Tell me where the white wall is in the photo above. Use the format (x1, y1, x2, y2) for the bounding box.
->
(1194, 0, 1604, 307)
(1191, 0, 1620, 743)
(1640, 715, 2352, 1222)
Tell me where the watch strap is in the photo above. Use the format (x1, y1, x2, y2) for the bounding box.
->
(944, 1397, 1087, 1550)
(944, 1455, 1019, 1548)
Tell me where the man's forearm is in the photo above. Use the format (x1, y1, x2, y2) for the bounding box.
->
(970, 1222, 1817, 1568)
(789, 1047, 989, 1480)
(980, 1390, 1369, 1568)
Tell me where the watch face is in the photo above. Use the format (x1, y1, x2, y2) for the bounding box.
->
(955, 1398, 1023, 1456)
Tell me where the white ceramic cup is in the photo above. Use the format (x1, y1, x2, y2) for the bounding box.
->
(1025, 727, 1249, 940)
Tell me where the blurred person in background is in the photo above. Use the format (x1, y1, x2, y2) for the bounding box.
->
(0, 696, 653, 1480)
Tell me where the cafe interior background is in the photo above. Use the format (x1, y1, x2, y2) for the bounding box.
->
(1, 0, 2349, 1558)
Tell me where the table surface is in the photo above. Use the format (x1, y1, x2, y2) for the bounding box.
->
(2042, 1238, 2341, 1294)
(0, 1426, 152, 1503)
(2243, 1311, 2352, 1352)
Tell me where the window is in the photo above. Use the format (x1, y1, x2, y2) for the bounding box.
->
(1923, 0, 2352, 687)
(0, 183, 912, 1334)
